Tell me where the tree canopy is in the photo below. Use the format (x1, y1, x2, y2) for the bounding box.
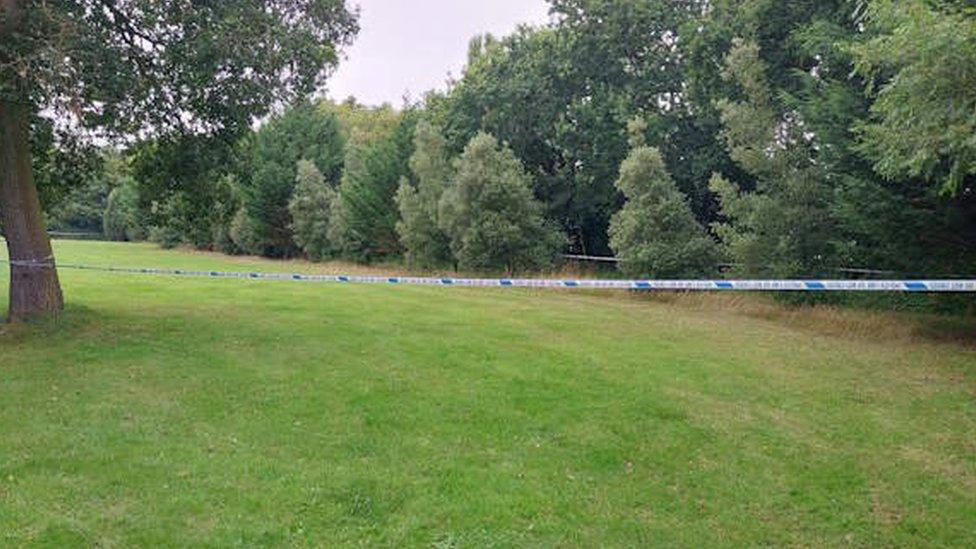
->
(1, 0, 358, 137)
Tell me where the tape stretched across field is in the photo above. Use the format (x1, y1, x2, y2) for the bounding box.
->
(2, 259, 976, 292)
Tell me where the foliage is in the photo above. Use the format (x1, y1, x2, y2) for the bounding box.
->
(3, 0, 359, 254)
(710, 40, 839, 278)
(609, 146, 719, 278)
(289, 160, 336, 261)
(329, 113, 416, 259)
(238, 103, 345, 257)
(49, 171, 110, 235)
(395, 120, 454, 267)
(31, 116, 103, 213)
(209, 174, 242, 255)
(102, 180, 143, 242)
(438, 133, 564, 272)
(325, 98, 402, 150)
(229, 208, 263, 256)
(130, 134, 243, 251)
(147, 194, 194, 249)
(430, 2, 734, 254)
(850, 0, 976, 196)
(2, 0, 359, 137)
(687, 0, 976, 277)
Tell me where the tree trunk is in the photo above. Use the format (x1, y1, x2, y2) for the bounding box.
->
(0, 0, 63, 322)
(0, 99, 64, 322)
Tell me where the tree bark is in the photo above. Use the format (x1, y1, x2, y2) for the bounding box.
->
(0, 0, 63, 322)
(0, 100, 64, 322)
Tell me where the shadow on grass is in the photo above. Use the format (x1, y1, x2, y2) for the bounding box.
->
(0, 304, 110, 343)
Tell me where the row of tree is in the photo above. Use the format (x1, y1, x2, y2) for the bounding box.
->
(42, 0, 976, 282)
(55, 101, 565, 273)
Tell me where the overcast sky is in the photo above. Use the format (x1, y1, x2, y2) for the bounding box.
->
(326, 0, 552, 106)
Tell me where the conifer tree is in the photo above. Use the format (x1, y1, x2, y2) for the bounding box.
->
(439, 133, 564, 272)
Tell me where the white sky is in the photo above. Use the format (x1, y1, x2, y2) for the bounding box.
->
(326, 0, 552, 106)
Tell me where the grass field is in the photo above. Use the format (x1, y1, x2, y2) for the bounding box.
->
(1, 240, 975, 546)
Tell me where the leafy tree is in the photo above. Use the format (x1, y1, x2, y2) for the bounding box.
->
(438, 133, 564, 272)
(129, 134, 239, 250)
(851, 0, 976, 197)
(431, 2, 731, 255)
(429, 29, 581, 244)
(238, 102, 345, 257)
(102, 180, 142, 242)
(686, 0, 976, 276)
(609, 139, 718, 279)
(147, 192, 207, 249)
(52, 177, 109, 234)
(289, 160, 336, 261)
(329, 113, 416, 259)
(229, 208, 262, 257)
(395, 120, 453, 267)
(48, 167, 111, 234)
(0, 0, 358, 321)
(710, 40, 839, 277)
(549, 0, 727, 237)
(209, 174, 242, 255)
(45, 150, 139, 240)
(326, 98, 402, 150)
(31, 117, 103, 214)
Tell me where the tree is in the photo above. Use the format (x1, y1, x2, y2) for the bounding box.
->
(609, 136, 718, 279)
(710, 40, 839, 278)
(685, 0, 976, 276)
(326, 98, 401, 150)
(430, 2, 730, 255)
(549, 0, 726, 243)
(102, 179, 142, 242)
(329, 113, 416, 259)
(229, 208, 262, 257)
(238, 103, 345, 257)
(48, 164, 112, 234)
(207, 173, 241, 255)
(850, 0, 976, 197)
(395, 120, 453, 267)
(438, 133, 564, 272)
(0, 0, 357, 321)
(289, 160, 336, 261)
(126, 136, 213, 248)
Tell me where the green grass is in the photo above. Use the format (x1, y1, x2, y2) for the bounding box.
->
(1, 240, 975, 547)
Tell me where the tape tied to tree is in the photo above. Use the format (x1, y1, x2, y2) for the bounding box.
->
(5, 255, 56, 269)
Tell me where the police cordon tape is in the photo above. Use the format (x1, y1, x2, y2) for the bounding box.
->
(2, 259, 976, 292)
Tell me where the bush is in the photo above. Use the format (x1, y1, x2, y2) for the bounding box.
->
(212, 221, 239, 255)
(144, 192, 210, 249)
(438, 133, 564, 272)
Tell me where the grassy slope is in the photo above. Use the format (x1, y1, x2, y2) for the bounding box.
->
(1, 241, 974, 547)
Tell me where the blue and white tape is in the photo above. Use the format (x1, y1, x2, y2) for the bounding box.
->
(2, 259, 975, 292)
